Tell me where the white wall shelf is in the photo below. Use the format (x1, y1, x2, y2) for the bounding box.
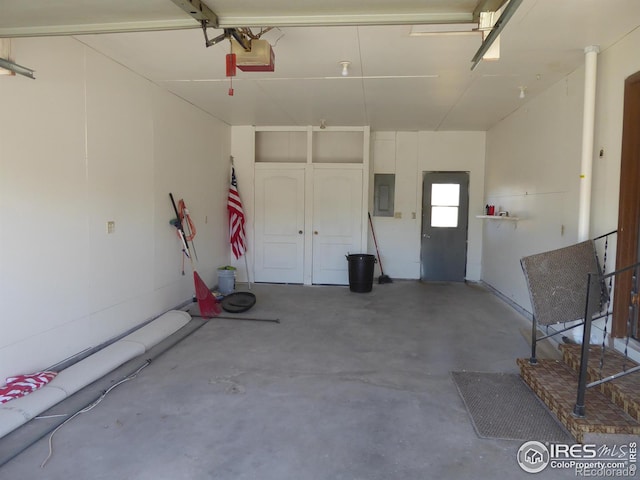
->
(476, 215, 519, 221)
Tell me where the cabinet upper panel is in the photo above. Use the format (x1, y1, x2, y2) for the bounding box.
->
(255, 131, 307, 163)
(254, 127, 367, 164)
(313, 131, 364, 164)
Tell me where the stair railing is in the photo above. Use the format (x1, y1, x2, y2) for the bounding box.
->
(573, 259, 640, 417)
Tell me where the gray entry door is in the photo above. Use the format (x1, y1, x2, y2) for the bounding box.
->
(421, 172, 469, 282)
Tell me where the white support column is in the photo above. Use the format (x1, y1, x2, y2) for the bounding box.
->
(577, 45, 600, 242)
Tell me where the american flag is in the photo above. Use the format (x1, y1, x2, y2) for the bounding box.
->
(227, 167, 246, 259)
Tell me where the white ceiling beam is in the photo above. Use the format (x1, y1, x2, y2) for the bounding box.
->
(0, 12, 476, 37)
(0, 19, 198, 38)
(215, 12, 475, 28)
(0, 3, 482, 37)
(170, 0, 219, 27)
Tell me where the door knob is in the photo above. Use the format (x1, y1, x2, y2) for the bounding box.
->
(299, 230, 303, 234)
(314, 231, 318, 235)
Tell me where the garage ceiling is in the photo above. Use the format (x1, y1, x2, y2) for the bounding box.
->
(1, 0, 639, 131)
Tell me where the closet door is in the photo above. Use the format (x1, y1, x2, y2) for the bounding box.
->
(254, 168, 305, 283)
(312, 168, 363, 285)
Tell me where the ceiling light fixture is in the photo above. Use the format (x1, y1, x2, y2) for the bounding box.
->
(340, 61, 351, 77)
(519, 86, 526, 99)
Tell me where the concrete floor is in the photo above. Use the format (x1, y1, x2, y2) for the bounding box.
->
(2, 281, 577, 479)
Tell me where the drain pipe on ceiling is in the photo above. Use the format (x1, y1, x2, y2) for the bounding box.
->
(577, 45, 600, 242)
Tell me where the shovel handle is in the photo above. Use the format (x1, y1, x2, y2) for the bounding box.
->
(169, 193, 182, 229)
(170, 192, 190, 257)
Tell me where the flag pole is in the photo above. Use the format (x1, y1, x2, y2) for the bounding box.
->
(229, 155, 251, 290)
(244, 252, 252, 290)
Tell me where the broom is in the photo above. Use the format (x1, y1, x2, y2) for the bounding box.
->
(368, 212, 392, 284)
(170, 193, 221, 318)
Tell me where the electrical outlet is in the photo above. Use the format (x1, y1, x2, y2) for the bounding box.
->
(107, 221, 115, 234)
(394, 212, 402, 219)
(412, 212, 416, 219)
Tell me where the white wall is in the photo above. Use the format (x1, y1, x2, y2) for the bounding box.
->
(0, 37, 230, 381)
(484, 28, 640, 317)
(483, 74, 584, 309)
(370, 131, 486, 281)
(232, 128, 486, 283)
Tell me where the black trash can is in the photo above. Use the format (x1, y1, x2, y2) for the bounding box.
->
(346, 254, 377, 293)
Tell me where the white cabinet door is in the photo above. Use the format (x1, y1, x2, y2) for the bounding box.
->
(312, 168, 363, 285)
(254, 168, 305, 283)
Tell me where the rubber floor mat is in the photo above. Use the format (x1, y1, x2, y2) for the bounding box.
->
(452, 371, 573, 442)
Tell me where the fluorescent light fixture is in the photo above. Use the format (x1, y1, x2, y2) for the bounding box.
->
(410, 23, 479, 36)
